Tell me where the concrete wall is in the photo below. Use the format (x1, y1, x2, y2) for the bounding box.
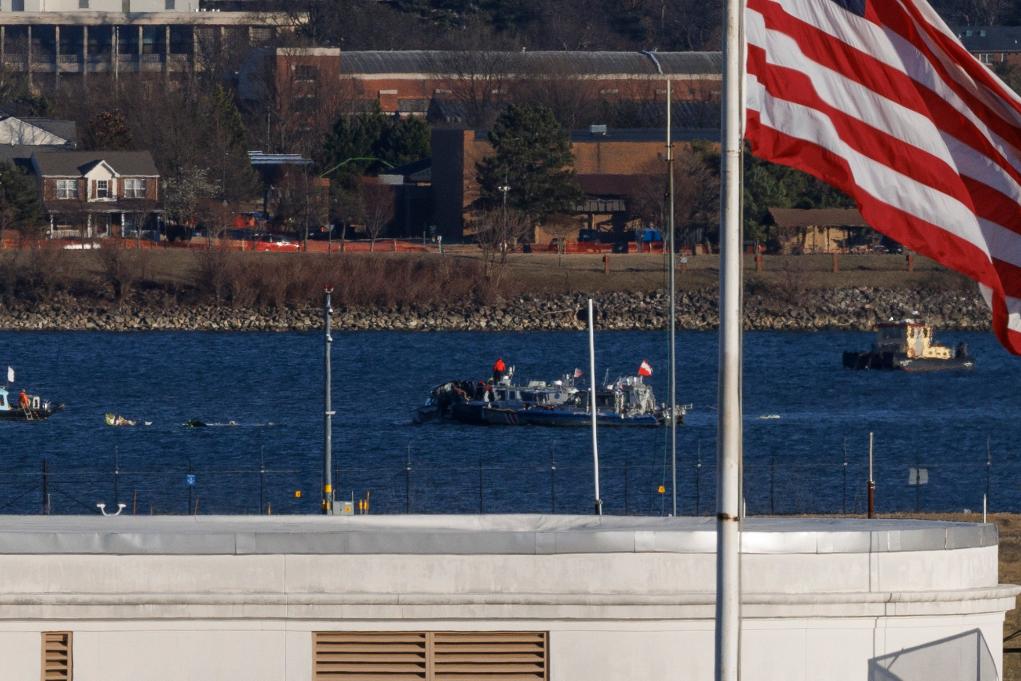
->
(0, 546, 1014, 680)
(0, 516, 1013, 681)
(0, 615, 1009, 681)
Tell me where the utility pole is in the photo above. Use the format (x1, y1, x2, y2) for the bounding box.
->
(322, 288, 335, 515)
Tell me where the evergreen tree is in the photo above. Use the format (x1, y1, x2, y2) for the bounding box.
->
(205, 85, 260, 204)
(743, 153, 853, 242)
(0, 162, 43, 241)
(321, 109, 429, 186)
(476, 104, 582, 222)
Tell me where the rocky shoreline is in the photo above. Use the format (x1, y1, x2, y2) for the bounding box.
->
(0, 287, 990, 332)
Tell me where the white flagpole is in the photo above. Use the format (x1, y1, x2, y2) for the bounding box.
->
(716, 0, 744, 679)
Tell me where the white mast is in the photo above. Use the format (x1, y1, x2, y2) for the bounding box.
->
(716, 0, 744, 679)
(667, 80, 679, 517)
(588, 298, 602, 515)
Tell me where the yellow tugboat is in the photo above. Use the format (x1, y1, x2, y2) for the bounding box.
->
(843, 320, 975, 372)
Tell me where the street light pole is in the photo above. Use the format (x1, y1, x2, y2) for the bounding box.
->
(667, 79, 678, 517)
(498, 183, 510, 214)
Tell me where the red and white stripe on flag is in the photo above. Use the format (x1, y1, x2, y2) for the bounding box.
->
(746, 0, 1021, 354)
(639, 360, 653, 377)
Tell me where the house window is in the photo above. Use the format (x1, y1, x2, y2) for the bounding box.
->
(294, 65, 318, 81)
(124, 178, 146, 199)
(95, 180, 110, 199)
(42, 631, 73, 681)
(165, 0, 175, 8)
(12, 0, 23, 9)
(79, 0, 89, 7)
(56, 180, 78, 200)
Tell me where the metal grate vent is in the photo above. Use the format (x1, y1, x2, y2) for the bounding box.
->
(41, 631, 72, 681)
(314, 632, 547, 680)
(314, 632, 428, 680)
(433, 632, 547, 680)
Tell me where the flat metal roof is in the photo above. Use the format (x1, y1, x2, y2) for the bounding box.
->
(0, 515, 996, 556)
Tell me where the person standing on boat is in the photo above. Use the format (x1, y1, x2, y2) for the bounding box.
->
(18, 389, 29, 412)
(492, 358, 507, 383)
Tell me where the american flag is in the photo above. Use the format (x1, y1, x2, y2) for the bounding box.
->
(746, 0, 1021, 354)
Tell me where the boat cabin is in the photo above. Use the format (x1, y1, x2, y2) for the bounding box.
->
(0, 387, 8, 411)
(874, 321, 952, 360)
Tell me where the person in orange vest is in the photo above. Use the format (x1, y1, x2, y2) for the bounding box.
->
(492, 358, 507, 384)
(18, 388, 29, 412)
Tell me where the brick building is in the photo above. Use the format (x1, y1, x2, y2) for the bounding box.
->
(241, 48, 722, 130)
(431, 126, 719, 241)
(955, 26, 1021, 66)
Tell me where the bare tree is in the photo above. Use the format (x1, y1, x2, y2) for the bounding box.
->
(627, 144, 719, 251)
(437, 51, 513, 129)
(472, 208, 532, 289)
(512, 68, 600, 131)
(163, 166, 219, 245)
(360, 182, 395, 252)
(542, 213, 583, 267)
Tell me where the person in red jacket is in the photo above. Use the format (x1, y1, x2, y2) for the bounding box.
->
(492, 358, 507, 384)
(18, 389, 29, 411)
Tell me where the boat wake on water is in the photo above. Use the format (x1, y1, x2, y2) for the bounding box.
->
(183, 419, 276, 428)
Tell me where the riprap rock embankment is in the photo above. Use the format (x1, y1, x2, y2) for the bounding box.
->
(0, 287, 989, 332)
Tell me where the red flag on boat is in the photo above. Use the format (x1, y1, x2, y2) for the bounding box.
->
(573, 368, 584, 378)
(638, 360, 653, 377)
(746, 0, 1021, 354)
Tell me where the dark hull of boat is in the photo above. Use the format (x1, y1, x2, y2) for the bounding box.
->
(0, 408, 58, 421)
(842, 351, 975, 372)
(471, 406, 661, 428)
(450, 402, 490, 425)
(521, 409, 663, 428)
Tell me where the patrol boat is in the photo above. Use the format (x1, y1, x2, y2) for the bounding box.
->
(414, 367, 578, 425)
(842, 320, 974, 372)
(416, 369, 681, 427)
(0, 386, 62, 421)
(511, 375, 683, 428)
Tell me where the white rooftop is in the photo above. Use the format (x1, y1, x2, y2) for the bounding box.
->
(0, 514, 996, 555)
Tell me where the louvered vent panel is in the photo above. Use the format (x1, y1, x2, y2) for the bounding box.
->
(314, 632, 428, 680)
(41, 631, 72, 681)
(433, 632, 547, 680)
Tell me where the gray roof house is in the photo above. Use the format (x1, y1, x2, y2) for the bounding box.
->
(31, 150, 161, 239)
(0, 114, 77, 169)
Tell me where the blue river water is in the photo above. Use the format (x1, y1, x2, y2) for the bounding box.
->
(0, 328, 1017, 516)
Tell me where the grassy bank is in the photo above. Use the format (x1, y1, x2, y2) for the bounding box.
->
(0, 248, 975, 310)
